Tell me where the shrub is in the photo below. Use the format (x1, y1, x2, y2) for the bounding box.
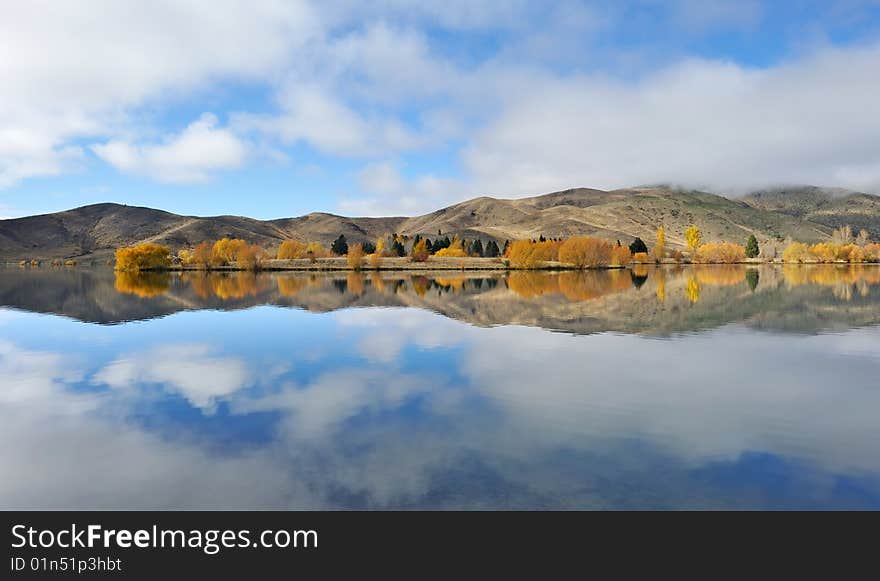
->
(236, 244, 264, 271)
(558, 237, 614, 268)
(863, 243, 880, 262)
(809, 242, 836, 262)
(694, 242, 746, 264)
(277, 240, 308, 259)
(177, 249, 193, 265)
(836, 243, 862, 262)
(191, 241, 212, 268)
(115, 243, 171, 271)
(506, 239, 562, 268)
(210, 238, 263, 269)
(782, 242, 811, 263)
(610, 245, 632, 266)
(306, 242, 330, 262)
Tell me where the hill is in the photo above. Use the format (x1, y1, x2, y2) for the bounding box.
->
(2, 185, 878, 260)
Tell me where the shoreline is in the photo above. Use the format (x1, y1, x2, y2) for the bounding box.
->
(7, 257, 880, 272)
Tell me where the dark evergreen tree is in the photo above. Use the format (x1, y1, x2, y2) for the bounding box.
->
(539, 234, 546, 242)
(362, 241, 376, 254)
(331, 234, 348, 256)
(503, 240, 510, 255)
(485, 240, 500, 257)
(629, 237, 648, 255)
(391, 239, 406, 257)
(745, 234, 759, 258)
(425, 238, 433, 252)
(746, 269, 759, 292)
(470, 239, 484, 257)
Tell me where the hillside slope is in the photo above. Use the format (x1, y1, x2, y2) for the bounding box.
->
(2, 186, 878, 260)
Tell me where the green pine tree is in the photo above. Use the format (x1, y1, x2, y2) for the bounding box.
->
(745, 234, 759, 258)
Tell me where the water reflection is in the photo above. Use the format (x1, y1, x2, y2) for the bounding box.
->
(2, 264, 880, 508)
(2, 265, 879, 334)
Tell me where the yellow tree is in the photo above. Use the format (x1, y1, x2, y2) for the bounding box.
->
(655, 225, 666, 260)
(370, 238, 385, 268)
(277, 240, 307, 259)
(685, 276, 701, 303)
(685, 225, 702, 256)
(411, 238, 429, 262)
(347, 243, 364, 270)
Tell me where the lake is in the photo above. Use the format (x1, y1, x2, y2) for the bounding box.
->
(1, 264, 879, 509)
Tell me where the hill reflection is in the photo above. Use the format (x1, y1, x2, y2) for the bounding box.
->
(1, 265, 879, 334)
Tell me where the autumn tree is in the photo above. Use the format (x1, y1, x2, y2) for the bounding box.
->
(506, 239, 562, 268)
(331, 235, 349, 256)
(610, 245, 632, 266)
(114, 243, 171, 271)
(434, 236, 468, 257)
(558, 237, 614, 268)
(277, 240, 307, 259)
(411, 238, 430, 262)
(211, 238, 248, 266)
(347, 243, 364, 270)
(654, 226, 666, 261)
(177, 249, 193, 265)
(306, 242, 329, 262)
(745, 234, 759, 258)
(685, 225, 702, 256)
(236, 244, 264, 271)
(831, 225, 853, 245)
(694, 242, 746, 264)
(782, 242, 810, 263)
(191, 241, 212, 268)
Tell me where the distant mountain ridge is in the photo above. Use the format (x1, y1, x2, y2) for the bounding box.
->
(2, 185, 879, 260)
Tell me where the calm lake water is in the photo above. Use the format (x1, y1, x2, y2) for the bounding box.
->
(2, 264, 879, 509)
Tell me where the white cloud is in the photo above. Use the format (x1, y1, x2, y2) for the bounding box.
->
(93, 343, 251, 412)
(337, 161, 464, 216)
(3, 0, 880, 208)
(0, 1, 315, 187)
(234, 84, 424, 158)
(463, 43, 880, 197)
(92, 113, 247, 183)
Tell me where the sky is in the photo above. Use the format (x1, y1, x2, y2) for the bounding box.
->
(1, 0, 880, 219)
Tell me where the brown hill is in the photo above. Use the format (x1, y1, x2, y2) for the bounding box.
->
(2, 185, 878, 260)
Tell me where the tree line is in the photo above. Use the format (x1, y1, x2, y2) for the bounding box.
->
(113, 224, 880, 272)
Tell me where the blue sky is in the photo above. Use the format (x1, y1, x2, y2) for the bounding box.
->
(2, 1, 880, 219)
